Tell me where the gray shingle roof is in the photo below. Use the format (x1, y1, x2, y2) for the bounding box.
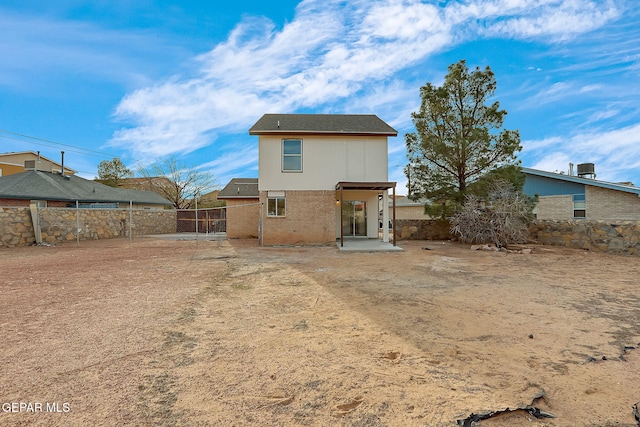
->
(217, 178, 259, 199)
(249, 114, 397, 136)
(0, 171, 173, 206)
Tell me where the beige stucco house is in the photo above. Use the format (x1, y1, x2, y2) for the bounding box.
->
(388, 196, 431, 220)
(0, 151, 76, 177)
(249, 114, 398, 246)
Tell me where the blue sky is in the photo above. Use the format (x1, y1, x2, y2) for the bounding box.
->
(2, 0, 639, 194)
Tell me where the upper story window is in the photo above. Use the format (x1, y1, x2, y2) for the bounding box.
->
(282, 139, 302, 172)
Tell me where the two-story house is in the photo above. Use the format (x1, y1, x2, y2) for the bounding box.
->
(0, 151, 76, 177)
(247, 114, 398, 246)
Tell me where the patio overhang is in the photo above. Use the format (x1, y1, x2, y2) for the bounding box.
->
(335, 181, 397, 248)
(335, 181, 396, 191)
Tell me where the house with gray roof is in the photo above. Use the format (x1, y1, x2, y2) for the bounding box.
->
(522, 166, 640, 220)
(244, 113, 398, 246)
(0, 170, 172, 209)
(217, 178, 260, 238)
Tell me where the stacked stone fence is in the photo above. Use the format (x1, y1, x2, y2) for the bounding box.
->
(529, 220, 640, 256)
(1, 206, 177, 248)
(395, 218, 640, 256)
(394, 219, 453, 241)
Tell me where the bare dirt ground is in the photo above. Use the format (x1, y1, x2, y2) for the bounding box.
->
(1, 236, 639, 427)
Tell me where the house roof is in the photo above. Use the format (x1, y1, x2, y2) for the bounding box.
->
(217, 178, 259, 199)
(522, 167, 640, 196)
(249, 114, 398, 136)
(0, 171, 173, 205)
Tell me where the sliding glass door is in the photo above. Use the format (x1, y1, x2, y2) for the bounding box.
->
(341, 200, 367, 237)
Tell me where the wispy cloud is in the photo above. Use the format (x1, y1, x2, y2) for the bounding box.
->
(524, 123, 640, 182)
(477, 0, 619, 41)
(199, 145, 259, 183)
(108, 0, 624, 167)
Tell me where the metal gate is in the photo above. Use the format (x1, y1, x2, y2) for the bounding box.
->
(176, 208, 226, 234)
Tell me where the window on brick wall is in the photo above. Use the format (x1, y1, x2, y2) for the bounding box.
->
(573, 194, 586, 218)
(267, 191, 286, 217)
(282, 139, 302, 172)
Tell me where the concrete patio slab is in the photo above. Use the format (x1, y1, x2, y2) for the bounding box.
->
(336, 239, 403, 252)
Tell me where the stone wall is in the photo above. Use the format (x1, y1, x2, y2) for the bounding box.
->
(529, 220, 640, 256)
(394, 219, 453, 241)
(1, 207, 177, 248)
(394, 218, 640, 256)
(0, 207, 34, 247)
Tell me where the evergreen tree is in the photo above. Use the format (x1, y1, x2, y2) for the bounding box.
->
(405, 60, 522, 218)
(96, 158, 133, 187)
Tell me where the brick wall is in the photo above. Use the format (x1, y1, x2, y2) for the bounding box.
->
(536, 187, 640, 221)
(1, 206, 177, 248)
(0, 199, 32, 207)
(586, 186, 640, 220)
(225, 199, 260, 239)
(536, 195, 573, 220)
(260, 190, 336, 245)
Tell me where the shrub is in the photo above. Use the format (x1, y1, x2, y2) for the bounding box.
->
(450, 180, 535, 248)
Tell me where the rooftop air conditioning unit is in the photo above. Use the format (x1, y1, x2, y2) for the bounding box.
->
(577, 163, 596, 179)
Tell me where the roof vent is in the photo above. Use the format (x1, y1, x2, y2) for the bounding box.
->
(577, 163, 596, 179)
(24, 160, 36, 170)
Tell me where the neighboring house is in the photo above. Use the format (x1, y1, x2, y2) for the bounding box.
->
(388, 195, 431, 221)
(0, 151, 77, 177)
(217, 178, 260, 238)
(249, 113, 398, 246)
(113, 176, 173, 192)
(522, 166, 640, 220)
(0, 170, 172, 209)
(197, 190, 225, 208)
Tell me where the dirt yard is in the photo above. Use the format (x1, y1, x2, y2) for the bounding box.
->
(1, 236, 639, 426)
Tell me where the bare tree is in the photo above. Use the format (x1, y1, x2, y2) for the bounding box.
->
(138, 157, 216, 209)
(450, 180, 535, 248)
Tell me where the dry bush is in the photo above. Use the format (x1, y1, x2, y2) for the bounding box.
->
(450, 180, 535, 248)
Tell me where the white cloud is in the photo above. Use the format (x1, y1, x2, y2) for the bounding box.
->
(473, 0, 619, 41)
(523, 123, 640, 182)
(200, 146, 259, 177)
(109, 0, 622, 159)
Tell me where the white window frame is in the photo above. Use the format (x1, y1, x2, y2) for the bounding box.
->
(282, 139, 302, 172)
(267, 191, 286, 217)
